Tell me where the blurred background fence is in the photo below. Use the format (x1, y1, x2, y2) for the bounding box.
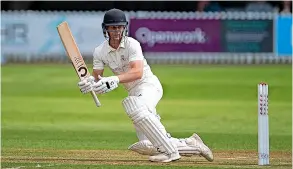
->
(1, 10, 292, 64)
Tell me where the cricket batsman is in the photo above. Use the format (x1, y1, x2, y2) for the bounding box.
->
(78, 8, 213, 163)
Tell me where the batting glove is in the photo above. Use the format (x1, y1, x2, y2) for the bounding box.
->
(93, 75, 119, 94)
(78, 76, 95, 94)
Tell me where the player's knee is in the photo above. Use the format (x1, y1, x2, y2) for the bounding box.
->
(122, 96, 149, 123)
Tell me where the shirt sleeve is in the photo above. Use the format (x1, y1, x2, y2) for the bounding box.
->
(93, 48, 104, 70)
(129, 40, 144, 62)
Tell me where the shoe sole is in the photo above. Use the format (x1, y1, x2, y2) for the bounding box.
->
(150, 155, 181, 163)
(162, 156, 181, 163)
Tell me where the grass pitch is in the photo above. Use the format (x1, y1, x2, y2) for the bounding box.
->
(1, 64, 292, 169)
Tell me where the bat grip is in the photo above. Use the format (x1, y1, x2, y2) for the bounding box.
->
(90, 90, 101, 107)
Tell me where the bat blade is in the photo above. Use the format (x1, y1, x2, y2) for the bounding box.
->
(57, 21, 101, 107)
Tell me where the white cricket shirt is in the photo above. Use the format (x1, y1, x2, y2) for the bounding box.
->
(93, 37, 154, 91)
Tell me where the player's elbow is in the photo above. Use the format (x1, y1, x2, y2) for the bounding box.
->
(130, 61, 144, 80)
(135, 69, 143, 80)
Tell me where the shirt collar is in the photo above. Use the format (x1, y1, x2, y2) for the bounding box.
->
(107, 38, 126, 53)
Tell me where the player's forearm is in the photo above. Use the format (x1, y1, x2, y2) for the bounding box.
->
(92, 69, 104, 81)
(117, 68, 143, 83)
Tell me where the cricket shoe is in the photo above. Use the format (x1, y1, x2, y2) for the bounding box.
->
(185, 133, 214, 162)
(128, 140, 196, 157)
(129, 138, 206, 158)
(128, 140, 160, 156)
(149, 152, 181, 162)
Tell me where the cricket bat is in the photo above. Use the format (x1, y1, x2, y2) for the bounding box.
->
(57, 21, 101, 107)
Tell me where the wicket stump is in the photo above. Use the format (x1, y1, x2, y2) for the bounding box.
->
(258, 83, 269, 165)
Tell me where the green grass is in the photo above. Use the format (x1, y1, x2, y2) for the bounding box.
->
(1, 64, 292, 168)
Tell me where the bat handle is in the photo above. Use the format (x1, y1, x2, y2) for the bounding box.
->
(90, 91, 101, 107)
